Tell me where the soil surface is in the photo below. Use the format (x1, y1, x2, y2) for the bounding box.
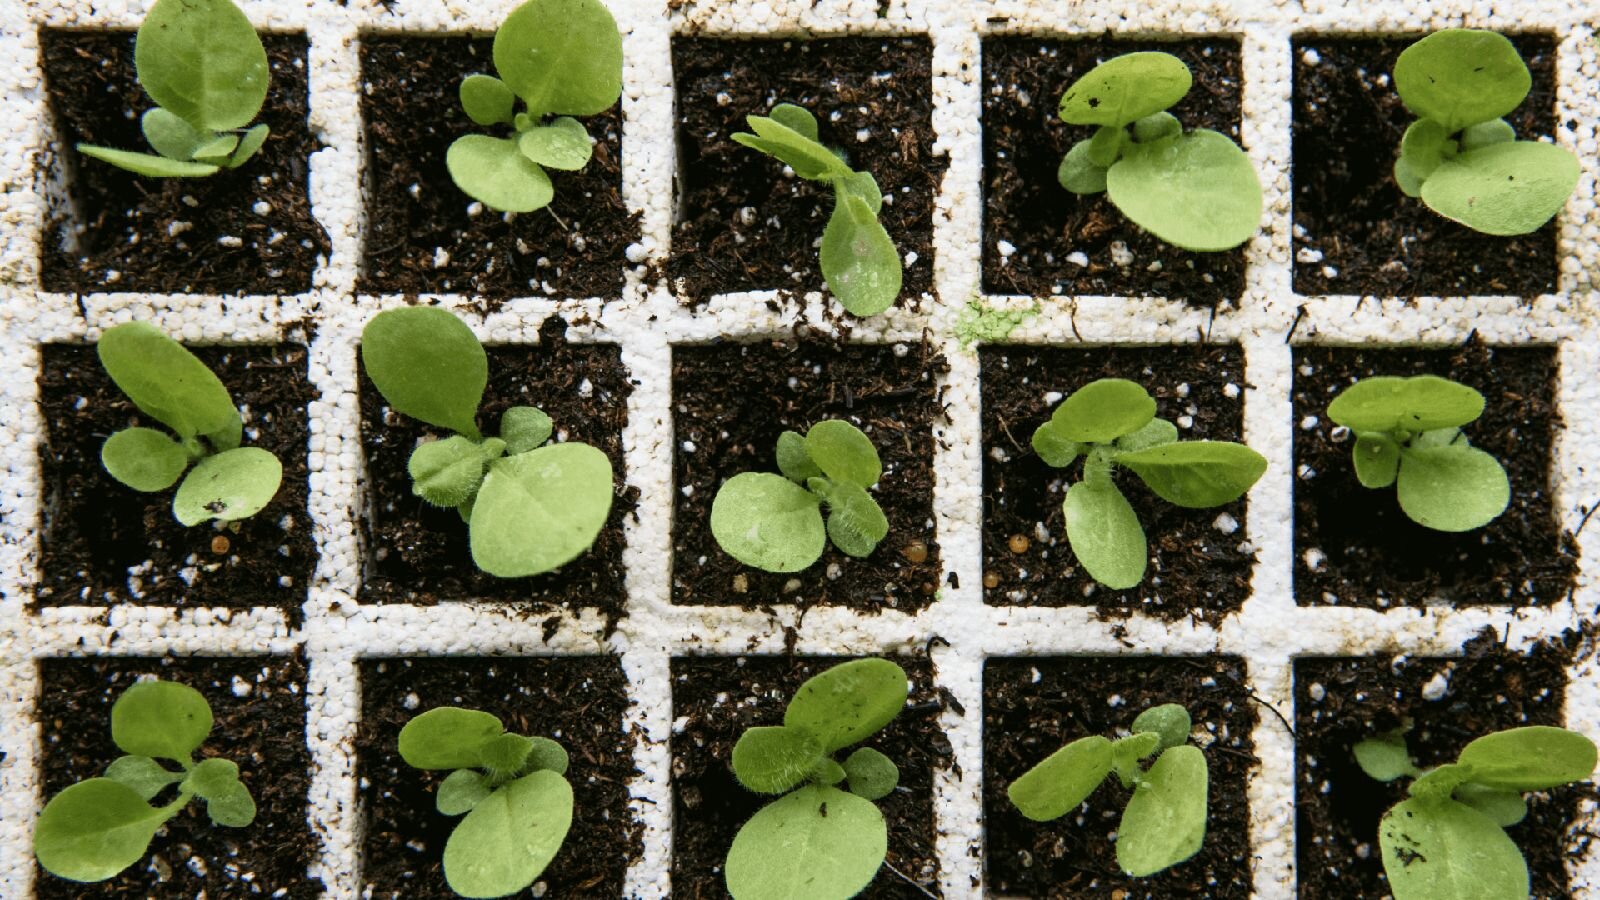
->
(1294, 631, 1590, 898)
(984, 655, 1258, 898)
(670, 655, 950, 898)
(1291, 35, 1558, 297)
(35, 655, 318, 899)
(669, 37, 943, 309)
(359, 36, 633, 301)
(358, 318, 635, 624)
(1292, 341, 1575, 608)
(40, 31, 327, 295)
(37, 343, 314, 612)
(981, 36, 1246, 305)
(671, 338, 946, 612)
(979, 345, 1253, 620)
(355, 655, 639, 898)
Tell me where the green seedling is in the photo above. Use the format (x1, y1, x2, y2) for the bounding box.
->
(96, 322, 283, 525)
(725, 658, 910, 900)
(399, 707, 573, 898)
(1326, 375, 1509, 532)
(1008, 703, 1208, 877)
(447, 0, 623, 212)
(1355, 723, 1597, 900)
(34, 679, 256, 883)
(1055, 51, 1262, 251)
(710, 420, 889, 573)
(1392, 30, 1580, 236)
(361, 307, 614, 578)
(77, 0, 271, 177)
(732, 103, 902, 317)
(1031, 378, 1266, 589)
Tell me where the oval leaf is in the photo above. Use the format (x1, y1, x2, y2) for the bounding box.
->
(1058, 139, 1109, 194)
(408, 436, 488, 508)
(842, 747, 899, 801)
(821, 191, 901, 317)
(182, 757, 239, 800)
(1457, 726, 1597, 792)
(527, 737, 569, 776)
(1007, 735, 1113, 822)
(1059, 51, 1192, 126)
(732, 725, 824, 795)
(447, 134, 554, 213)
(1394, 30, 1530, 133)
(34, 779, 171, 882)
(518, 117, 593, 171)
(1052, 378, 1155, 443)
(805, 420, 881, 487)
(361, 307, 487, 438)
(1353, 432, 1401, 489)
(1132, 704, 1191, 751)
(399, 707, 504, 770)
(501, 406, 553, 455)
(1064, 479, 1146, 589)
(469, 442, 615, 577)
(1421, 140, 1580, 236)
(817, 480, 889, 559)
(172, 446, 282, 525)
(1454, 783, 1528, 828)
(769, 103, 819, 141)
(776, 430, 822, 483)
(204, 779, 256, 827)
(141, 107, 207, 161)
(443, 770, 574, 898)
(102, 427, 189, 492)
(726, 785, 887, 900)
(784, 658, 909, 754)
(460, 73, 515, 126)
(1114, 417, 1179, 454)
(98, 322, 238, 441)
(112, 680, 212, 760)
(1396, 444, 1510, 532)
(1380, 797, 1529, 900)
(493, 0, 623, 117)
(1327, 375, 1485, 433)
(1117, 744, 1208, 877)
(1399, 118, 1449, 183)
(710, 472, 826, 573)
(1460, 118, 1516, 151)
(135, 0, 268, 130)
(1115, 441, 1267, 508)
(227, 123, 270, 168)
(1354, 729, 1418, 783)
(1030, 420, 1083, 467)
(1106, 129, 1262, 251)
(104, 755, 182, 802)
(438, 769, 492, 816)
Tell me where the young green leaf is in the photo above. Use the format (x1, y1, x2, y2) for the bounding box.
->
(842, 747, 899, 801)
(182, 757, 240, 800)
(735, 116, 853, 181)
(1352, 433, 1401, 489)
(1394, 30, 1530, 134)
(1114, 417, 1179, 454)
(104, 755, 182, 802)
(493, 0, 623, 118)
(814, 758, 848, 786)
(1379, 798, 1529, 900)
(784, 658, 908, 754)
(526, 736, 569, 776)
(1007, 735, 1113, 822)
(1058, 139, 1110, 194)
(76, 146, 221, 177)
(1460, 119, 1516, 151)
(1132, 112, 1181, 144)
(1030, 420, 1084, 467)
(732, 726, 825, 794)
(1354, 729, 1420, 783)
(203, 779, 257, 828)
(141, 107, 209, 161)
(776, 430, 824, 483)
(1059, 52, 1192, 127)
(33, 779, 179, 883)
(500, 406, 553, 455)
(816, 480, 890, 559)
(135, 0, 268, 131)
(769, 103, 819, 141)
(1409, 763, 1475, 804)
(1111, 733, 1162, 786)
(725, 785, 887, 900)
(1063, 479, 1147, 590)
(408, 436, 489, 508)
(804, 420, 882, 487)
(1455, 726, 1599, 792)
(1088, 124, 1125, 166)
(111, 680, 213, 761)
(1453, 783, 1528, 828)
(1395, 444, 1510, 532)
(98, 322, 239, 443)
(710, 472, 827, 573)
(362, 307, 488, 439)
(820, 190, 902, 317)
(1420, 141, 1580, 236)
(398, 708, 505, 771)
(1052, 379, 1156, 443)
(1399, 118, 1450, 183)
(228, 124, 270, 168)
(1114, 441, 1266, 508)
(517, 117, 594, 171)
(1116, 744, 1208, 877)
(1131, 704, 1191, 751)
(1327, 375, 1485, 434)
(460, 74, 516, 126)
(171, 446, 283, 525)
(469, 442, 615, 577)
(479, 733, 536, 776)
(447, 135, 555, 214)
(1104, 129, 1262, 252)
(438, 769, 493, 816)
(102, 427, 190, 492)
(442, 770, 574, 898)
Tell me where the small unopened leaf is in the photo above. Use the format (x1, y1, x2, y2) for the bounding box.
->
(191, 134, 240, 164)
(1353, 433, 1401, 489)
(735, 117, 851, 181)
(1106, 129, 1262, 251)
(479, 732, 535, 775)
(1132, 704, 1191, 751)
(470, 442, 615, 577)
(1379, 798, 1529, 900)
(1460, 118, 1516, 151)
(1008, 735, 1113, 822)
(1456, 726, 1597, 792)
(784, 658, 908, 754)
(1058, 139, 1109, 194)
(1052, 378, 1155, 443)
(1059, 52, 1192, 127)
(1064, 479, 1147, 590)
(141, 107, 208, 161)
(112, 680, 213, 760)
(443, 770, 573, 898)
(527, 737, 569, 776)
(1354, 729, 1418, 783)
(448, 134, 554, 213)
(1114, 418, 1178, 454)
(1132, 111, 1181, 143)
(1396, 444, 1510, 532)
(98, 322, 238, 442)
(1454, 783, 1528, 827)
(1399, 118, 1449, 185)
(710, 472, 826, 573)
(438, 769, 492, 816)
(1112, 734, 1162, 783)
(136, 0, 268, 131)
(769, 103, 819, 141)
(1031, 420, 1083, 467)
(34, 779, 173, 883)
(725, 785, 886, 900)
(1117, 441, 1266, 508)
(776, 430, 823, 482)
(1394, 30, 1530, 133)
(102, 427, 189, 492)
(732, 726, 824, 794)
(501, 406, 553, 455)
(227, 123, 270, 168)
(836, 169, 883, 213)
(814, 758, 847, 786)
(362, 307, 487, 438)
(1421, 140, 1579, 236)
(204, 779, 256, 827)
(460, 73, 516, 126)
(182, 757, 239, 800)
(1327, 375, 1485, 434)
(518, 117, 593, 171)
(843, 747, 898, 801)
(1117, 745, 1208, 877)
(815, 480, 889, 558)
(399, 707, 504, 770)
(494, 0, 623, 118)
(820, 191, 901, 317)
(78, 145, 220, 177)
(1410, 763, 1474, 803)
(805, 420, 881, 487)
(104, 756, 182, 801)
(1394, 154, 1426, 198)
(172, 446, 282, 525)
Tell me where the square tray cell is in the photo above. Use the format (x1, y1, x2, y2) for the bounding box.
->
(1291, 342, 1575, 608)
(979, 344, 1253, 619)
(35, 655, 315, 899)
(36, 342, 314, 612)
(355, 655, 637, 897)
(981, 36, 1245, 305)
(1291, 34, 1558, 298)
(671, 340, 945, 611)
(359, 36, 633, 300)
(669, 36, 942, 307)
(39, 30, 328, 295)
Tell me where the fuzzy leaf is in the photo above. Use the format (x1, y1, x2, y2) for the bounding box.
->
(1064, 479, 1146, 589)
(518, 117, 593, 171)
(443, 770, 573, 898)
(769, 103, 819, 141)
(1394, 30, 1530, 133)
(735, 115, 852, 181)
(711, 472, 826, 573)
(1117, 744, 1208, 877)
(102, 427, 189, 493)
(1115, 441, 1266, 508)
(1008, 735, 1113, 822)
(805, 420, 881, 487)
(399, 707, 504, 770)
(1460, 119, 1516, 151)
(526, 737, 569, 776)
(112, 680, 213, 760)
(1454, 783, 1528, 827)
(78, 145, 220, 177)
(204, 779, 256, 827)
(842, 747, 898, 801)
(1421, 140, 1579, 236)
(776, 430, 823, 483)
(1051, 378, 1155, 443)
(814, 480, 889, 559)
(104, 756, 182, 802)
(98, 322, 238, 442)
(1114, 417, 1179, 454)
(1354, 729, 1419, 783)
(784, 658, 908, 754)
(733, 726, 825, 795)
(362, 307, 487, 438)
(1353, 432, 1401, 489)
(172, 446, 281, 525)
(140, 107, 208, 161)
(438, 769, 492, 816)
(1058, 139, 1110, 194)
(494, 0, 622, 117)
(836, 169, 884, 213)
(1132, 704, 1191, 751)
(470, 442, 614, 577)
(1327, 375, 1485, 434)
(182, 757, 239, 801)
(725, 785, 886, 900)
(460, 73, 516, 126)
(136, 0, 268, 131)
(1379, 797, 1528, 900)
(1031, 420, 1084, 467)
(820, 190, 901, 317)
(1411, 763, 1475, 804)
(408, 436, 488, 508)
(501, 406, 553, 455)
(1059, 51, 1192, 127)
(479, 733, 535, 776)
(227, 123, 270, 168)
(34, 779, 174, 883)
(1396, 444, 1510, 532)
(1456, 726, 1597, 792)
(1113, 732, 1162, 779)
(1106, 128, 1262, 251)
(447, 134, 554, 213)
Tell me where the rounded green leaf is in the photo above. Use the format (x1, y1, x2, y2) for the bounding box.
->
(1396, 444, 1510, 532)
(1399, 118, 1450, 183)
(98, 322, 238, 442)
(1421, 140, 1580, 236)
(805, 420, 881, 487)
(501, 406, 553, 455)
(1064, 479, 1147, 590)
(102, 427, 189, 493)
(34, 779, 171, 882)
(1457, 726, 1597, 792)
(361, 307, 487, 438)
(1132, 704, 1191, 751)
(1030, 420, 1083, 467)
(1454, 783, 1528, 828)
(710, 472, 826, 573)
(141, 107, 207, 161)
(136, 0, 268, 131)
(775, 430, 822, 483)
(204, 779, 256, 827)
(1460, 118, 1516, 151)
(172, 446, 281, 525)
(438, 769, 492, 816)
(1394, 30, 1530, 133)
(726, 785, 887, 900)
(732, 725, 825, 794)
(1115, 441, 1267, 508)
(1007, 735, 1113, 822)
(479, 733, 535, 775)
(526, 737, 569, 776)
(443, 770, 574, 898)
(1326, 375, 1484, 433)
(1052, 378, 1155, 443)
(112, 680, 212, 760)
(1132, 111, 1181, 144)
(818, 480, 889, 559)
(469, 442, 614, 577)
(769, 103, 819, 141)
(447, 134, 554, 213)
(1106, 129, 1262, 252)
(518, 117, 593, 171)
(399, 707, 504, 770)
(182, 757, 239, 800)
(1380, 798, 1529, 900)
(227, 123, 270, 168)
(814, 758, 847, 786)
(821, 191, 901, 318)
(1114, 417, 1179, 454)
(408, 436, 488, 508)
(843, 747, 899, 801)
(1394, 154, 1426, 198)
(104, 756, 182, 801)
(191, 134, 239, 164)
(1058, 139, 1109, 194)
(78, 145, 220, 177)
(1117, 744, 1208, 877)
(493, 0, 623, 118)
(1059, 51, 1192, 127)
(784, 658, 909, 754)
(1353, 432, 1401, 489)
(1354, 730, 1418, 783)
(460, 73, 515, 126)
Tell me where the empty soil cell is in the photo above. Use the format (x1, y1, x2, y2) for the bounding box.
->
(669, 36, 943, 308)
(981, 36, 1246, 305)
(36, 342, 314, 612)
(979, 345, 1253, 620)
(1291, 35, 1558, 298)
(1291, 341, 1575, 608)
(1294, 632, 1588, 898)
(359, 36, 633, 301)
(670, 655, 950, 898)
(358, 317, 635, 621)
(983, 655, 1258, 898)
(39, 31, 327, 295)
(35, 654, 316, 899)
(355, 655, 639, 898)
(671, 339, 946, 612)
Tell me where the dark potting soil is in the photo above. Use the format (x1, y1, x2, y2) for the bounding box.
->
(1294, 631, 1590, 898)
(669, 37, 943, 309)
(39, 31, 328, 295)
(359, 36, 634, 301)
(984, 655, 1258, 898)
(36, 342, 314, 612)
(979, 345, 1253, 620)
(981, 36, 1246, 305)
(357, 318, 635, 622)
(671, 339, 946, 612)
(1291, 35, 1558, 298)
(355, 655, 639, 898)
(1291, 341, 1575, 608)
(670, 655, 950, 898)
(35, 655, 318, 899)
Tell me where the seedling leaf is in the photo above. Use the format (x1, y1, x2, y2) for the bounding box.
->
(77, 145, 219, 177)
(408, 436, 489, 508)
(1354, 729, 1420, 783)
(460, 73, 516, 126)
(1117, 744, 1208, 877)
(1456, 725, 1599, 792)
(141, 107, 208, 161)
(1059, 52, 1192, 127)
(738, 116, 853, 181)
(1115, 441, 1265, 508)
(518, 117, 594, 171)
(98, 322, 238, 442)
(725, 784, 886, 900)
(1460, 119, 1516, 151)
(398, 707, 504, 770)
(769, 103, 819, 141)
(1112, 733, 1162, 782)
(183, 757, 240, 800)
(1058, 139, 1110, 194)
(1399, 118, 1449, 183)
(1395, 444, 1510, 532)
(501, 406, 553, 455)
(710, 472, 826, 573)
(814, 758, 847, 786)
(470, 442, 615, 577)
(1394, 30, 1530, 133)
(842, 747, 898, 801)
(1007, 735, 1113, 821)
(1454, 783, 1528, 827)
(732, 726, 824, 794)
(493, 0, 623, 118)
(1379, 798, 1529, 900)
(104, 755, 182, 801)
(1031, 420, 1084, 467)
(111, 680, 213, 760)
(1420, 140, 1580, 236)
(1105, 128, 1262, 251)
(447, 134, 554, 213)
(1131, 704, 1191, 751)
(479, 733, 536, 776)
(438, 769, 492, 816)
(102, 427, 189, 492)
(1327, 375, 1485, 433)
(171, 446, 282, 525)
(784, 658, 908, 754)
(776, 431, 823, 483)
(820, 191, 901, 317)
(816, 480, 889, 559)
(33, 779, 176, 883)
(526, 737, 569, 776)
(805, 420, 881, 487)
(228, 123, 270, 168)
(1063, 479, 1146, 590)
(1114, 417, 1179, 454)
(442, 770, 573, 898)
(362, 307, 488, 439)
(1353, 433, 1401, 489)
(1132, 111, 1181, 143)
(135, 0, 269, 131)
(1051, 378, 1155, 443)
(204, 779, 256, 827)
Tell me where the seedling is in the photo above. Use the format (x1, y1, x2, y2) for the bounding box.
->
(398, 707, 573, 898)
(34, 679, 256, 882)
(725, 658, 909, 900)
(1055, 52, 1262, 251)
(447, 0, 623, 212)
(360, 307, 614, 578)
(709, 420, 889, 572)
(1355, 723, 1597, 900)
(732, 103, 902, 317)
(1392, 30, 1580, 236)
(1030, 378, 1266, 589)
(96, 322, 283, 525)
(1326, 375, 1509, 532)
(1008, 703, 1208, 877)
(77, 0, 271, 177)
